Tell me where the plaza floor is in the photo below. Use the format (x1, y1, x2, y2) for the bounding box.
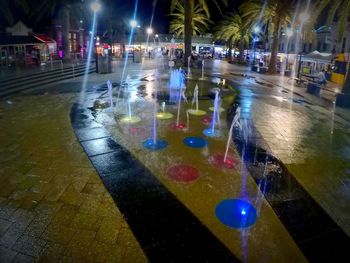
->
(0, 59, 350, 262)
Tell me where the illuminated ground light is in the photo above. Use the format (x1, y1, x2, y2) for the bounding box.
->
(120, 116, 141, 124)
(210, 154, 239, 169)
(209, 106, 225, 112)
(201, 116, 212, 125)
(142, 138, 168, 151)
(169, 122, 186, 131)
(202, 128, 221, 138)
(215, 199, 257, 229)
(129, 127, 146, 136)
(188, 109, 207, 116)
(183, 137, 208, 148)
(167, 164, 199, 183)
(156, 112, 174, 119)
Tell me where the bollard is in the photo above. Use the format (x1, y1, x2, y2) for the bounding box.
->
(72, 64, 75, 78)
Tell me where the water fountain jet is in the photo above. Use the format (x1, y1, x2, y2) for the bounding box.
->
(188, 84, 206, 116)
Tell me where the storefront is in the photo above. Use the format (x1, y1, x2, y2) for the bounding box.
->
(0, 34, 56, 67)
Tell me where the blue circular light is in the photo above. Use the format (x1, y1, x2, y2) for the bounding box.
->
(215, 199, 257, 229)
(203, 128, 221, 137)
(143, 139, 168, 151)
(183, 137, 208, 148)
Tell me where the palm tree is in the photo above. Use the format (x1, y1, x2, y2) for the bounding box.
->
(169, 1, 212, 37)
(170, 0, 227, 63)
(240, 0, 293, 74)
(214, 13, 251, 63)
(0, 0, 29, 25)
(314, 0, 350, 95)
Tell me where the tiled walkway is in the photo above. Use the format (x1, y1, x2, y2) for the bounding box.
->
(0, 94, 147, 262)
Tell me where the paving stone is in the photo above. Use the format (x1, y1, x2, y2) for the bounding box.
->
(63, 230, 95, 260)
(41, 224, 76, 244)
(0, 245, 17, 262)
(0, 219, 12, 237)
(24, 214, 52, 238)
(123, 245, 148, 263)
(88, 240, 125, 263)
(59, 185, 85, 207)
(37, 241, 64, 262)
(12, 253, 35, 263)
(70, 213, 101, 231)
(0, 222, 27, 248)
(12, 235, 47, 257)
(51, 204, 79, 226)
(95, 217, 121, 244)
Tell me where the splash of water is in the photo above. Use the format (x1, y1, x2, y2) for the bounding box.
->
(191, 84, 199, 111)
(224, 107, 241, 162)
(169, 69, 185, 102)
(187, 56, 192, 78)
(153, 70, 159, 143)
(201, 59, 205, 79)
(107, 80, 113, 109)
(211, 90, 220, 133)
(120, 0, 139, 87)
(79, 12, 97, 104)
(176, 85, 184, 126)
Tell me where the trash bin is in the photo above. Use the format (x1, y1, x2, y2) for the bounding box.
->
(307, 82, 321, 97)
(251, 65, 258, 72)
(97, 48, 112, 73)
(284, 70, 291, 77)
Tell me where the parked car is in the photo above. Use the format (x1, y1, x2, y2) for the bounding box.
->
(200, 51, 212, 59)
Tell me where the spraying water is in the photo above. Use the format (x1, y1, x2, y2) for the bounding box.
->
(176, 85, 184, 126)
(188, 84, 206, 116)
(120, 0, 139, 87)
(187, 56, 192, 78)
(79, 12, 97, 104)
(224, 107, 241, 162)
(331, 100, 336, 135)
(107, 80, 113, 109)
(201, 59, 205, 79)
(169, 69, 185, 102)
(203, 89, 221, 137)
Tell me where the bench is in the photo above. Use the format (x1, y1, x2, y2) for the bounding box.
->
(286, 77, 308, 87)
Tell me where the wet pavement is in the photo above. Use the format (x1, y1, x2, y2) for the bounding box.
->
(1, 58, 350, 262)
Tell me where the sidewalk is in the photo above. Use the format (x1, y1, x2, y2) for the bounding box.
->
(0, 92, 147, 262)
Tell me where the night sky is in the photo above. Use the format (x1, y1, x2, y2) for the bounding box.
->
(1, 0, 244, 34)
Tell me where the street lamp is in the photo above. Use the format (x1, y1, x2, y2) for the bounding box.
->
(130, 20, 137, 28)
(91, 1, 101, 73)
(146, 27, 153, 35)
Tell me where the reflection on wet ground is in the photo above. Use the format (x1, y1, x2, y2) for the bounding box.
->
(84, 75, 310, 262)
(231, 75, 350, 241)
(71, 66, 350, 262)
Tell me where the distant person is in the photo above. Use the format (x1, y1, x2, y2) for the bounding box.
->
(317, 69, 327, 86)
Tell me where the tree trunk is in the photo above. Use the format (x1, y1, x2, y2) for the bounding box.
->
(343, 66, 350, 95)
(267, 18, 281, 74)
(227, 39, 232, 59)
(238, 39, 245, 63)
(184, 0, 193, 65)
(62, 5, 71, 61)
